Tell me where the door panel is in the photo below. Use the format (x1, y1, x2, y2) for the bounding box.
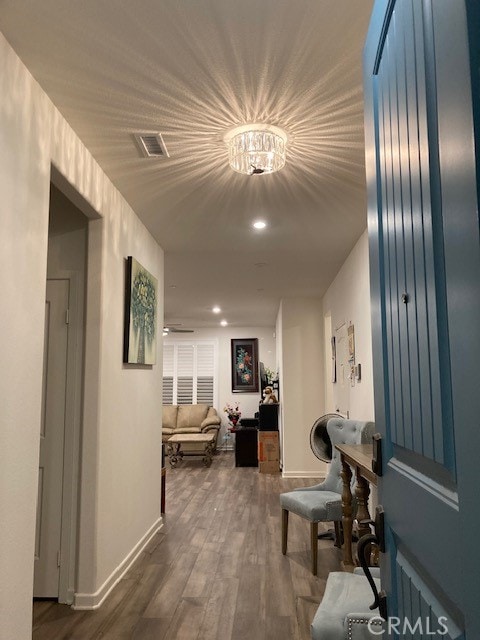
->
(365, 0, 480, 636)
(376, 0, 453, 470)
(34, 279, 69, 597)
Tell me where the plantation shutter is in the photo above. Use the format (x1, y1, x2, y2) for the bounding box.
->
(176, 344, 194, 404)
(162, 341, 217, 406)
(196, 343, 215, 405)
(162, 344, 174, 404)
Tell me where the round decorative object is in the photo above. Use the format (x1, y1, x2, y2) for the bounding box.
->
(309, 413, 340, 462)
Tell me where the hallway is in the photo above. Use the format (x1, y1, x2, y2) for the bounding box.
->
(33, 452, 341, 639)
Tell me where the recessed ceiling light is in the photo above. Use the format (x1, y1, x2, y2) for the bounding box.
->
(212, 306, 221, 314)
(220, 320, 228, 327)
(253, 220, 267, 230)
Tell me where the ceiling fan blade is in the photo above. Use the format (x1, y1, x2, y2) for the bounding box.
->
(163, 327, 194, 333)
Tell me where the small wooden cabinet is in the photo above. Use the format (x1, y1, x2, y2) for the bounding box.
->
(233, 428, 258, 467)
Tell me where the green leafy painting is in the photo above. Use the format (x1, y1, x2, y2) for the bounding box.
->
(124, 257, 157, 364)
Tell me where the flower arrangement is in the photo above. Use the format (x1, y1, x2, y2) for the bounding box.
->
(224, 402, 241, 427)
(235, 348, 252, 384)
(264, 366, 277, 384)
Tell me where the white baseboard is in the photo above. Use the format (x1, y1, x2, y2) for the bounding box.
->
(281, 471, 326, 479)
(73, 517, 163, 610)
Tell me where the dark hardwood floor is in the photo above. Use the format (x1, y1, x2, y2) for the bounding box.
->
(33, 451, 342, 639)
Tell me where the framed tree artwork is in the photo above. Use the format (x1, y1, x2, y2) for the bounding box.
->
(231, 338, 259, 393)
(123, 256, 158, 365)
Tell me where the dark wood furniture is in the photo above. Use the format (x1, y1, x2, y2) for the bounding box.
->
(257, 403, 279, 430)
(334, 443, 377, 568)
(231, 427, 258, 467)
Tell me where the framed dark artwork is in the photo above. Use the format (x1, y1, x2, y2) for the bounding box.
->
(231, 338, 259, 393)
(123, 256, 158, 365)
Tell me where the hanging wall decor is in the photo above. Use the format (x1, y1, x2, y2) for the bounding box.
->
(123, 256, 158, 365)
(348, 323, 355, 387)
(331, 336, 337, 383)
(231, 338, 259, 393)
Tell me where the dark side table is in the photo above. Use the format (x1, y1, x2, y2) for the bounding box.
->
(231, 427, 258, 467)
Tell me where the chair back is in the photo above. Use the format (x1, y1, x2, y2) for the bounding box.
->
(322, 417, 375, 494)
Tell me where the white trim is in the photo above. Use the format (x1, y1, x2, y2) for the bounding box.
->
(56, 271, 83, 605)
(281, 471, 326, 479)
(72, 518, 163, 610)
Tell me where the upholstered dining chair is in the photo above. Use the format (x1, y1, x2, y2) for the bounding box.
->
(310, 567, 382, 639)
(311, 531, 384, 639)
(280, 417, 374, 575)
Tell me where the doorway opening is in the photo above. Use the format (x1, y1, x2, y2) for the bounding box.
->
(34, 181, 88, 604)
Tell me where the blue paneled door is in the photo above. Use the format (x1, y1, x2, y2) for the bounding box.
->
(364, 0, 480, 637)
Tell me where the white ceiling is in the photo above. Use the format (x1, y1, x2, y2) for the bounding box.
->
(0, 0, 374, 329)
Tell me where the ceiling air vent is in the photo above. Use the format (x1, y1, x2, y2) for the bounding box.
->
(134, 133, 170, 158)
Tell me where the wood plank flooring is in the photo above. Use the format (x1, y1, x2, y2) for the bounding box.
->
(33, 452, 342, 639)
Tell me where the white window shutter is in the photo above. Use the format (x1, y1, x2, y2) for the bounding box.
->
(163, 344, 175, 376)
(162, 344, 174, 404)
(176, 344, 194, 404)
(162, 340, 217, 407)
(196, 343, 214, 405)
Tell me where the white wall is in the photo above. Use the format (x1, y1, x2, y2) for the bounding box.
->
(322, 230, 374, 421)
(277, 299, 327, 476)
(0, 32, 164, 638)
(277, 231, 375, 477)
(164, 327, 276, 445)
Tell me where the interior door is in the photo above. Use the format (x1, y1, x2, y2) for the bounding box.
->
(34, 279, 69, 597)
(364, 0, 480, 637)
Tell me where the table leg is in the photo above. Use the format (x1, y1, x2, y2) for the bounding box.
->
(203, 440, 214, 467)
(355, 474, 373, 566)
(167, 442, 182, 467)
(355, 474, 371, 539)
(340, 458, 354, 567)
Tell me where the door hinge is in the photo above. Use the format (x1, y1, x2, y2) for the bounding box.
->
(57, 550, 61, 567)
(372, 433, 383, 476)
(375, 505, 386, 552)
(65, 309, 70, 325)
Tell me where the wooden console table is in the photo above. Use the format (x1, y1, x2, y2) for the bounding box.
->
(335, 443, 377, 568)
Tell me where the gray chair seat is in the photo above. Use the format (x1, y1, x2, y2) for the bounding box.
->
(280, 490, 343, 522)
(311, 568, 382, 640)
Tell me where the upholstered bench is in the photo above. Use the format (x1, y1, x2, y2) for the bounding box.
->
(311, 568, 383, 640)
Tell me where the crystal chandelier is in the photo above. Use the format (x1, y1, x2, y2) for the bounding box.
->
(225, 124, 287, 175)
